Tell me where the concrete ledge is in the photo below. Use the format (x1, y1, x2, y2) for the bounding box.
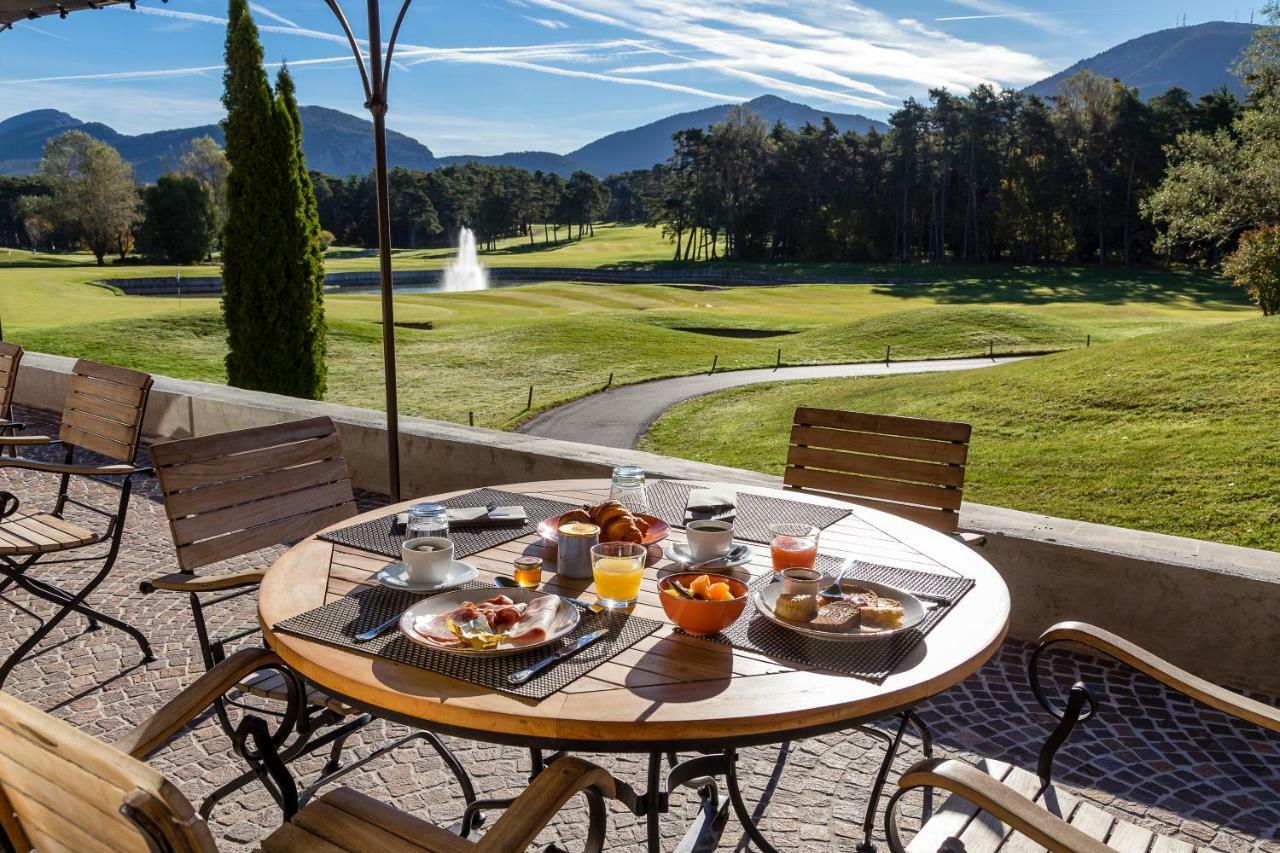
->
(14, 351, 1279, 693)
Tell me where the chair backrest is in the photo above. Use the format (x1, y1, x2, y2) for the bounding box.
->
(58, 359, 154, 463)
(0, 691, 217, 853)
(0, 342, 21, 419)
(783, 408, 972, 533)
(151, 417, 358, 571)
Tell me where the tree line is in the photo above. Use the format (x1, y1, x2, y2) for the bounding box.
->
(627, 75, 1245, 266)
(309, 165, 609, 251)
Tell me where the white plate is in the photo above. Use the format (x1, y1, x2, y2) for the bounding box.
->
(662, 541, 755, 571)
(376, 560, 478, 593)
(753, 578, 926, 641)
(398, 587, 581, 657)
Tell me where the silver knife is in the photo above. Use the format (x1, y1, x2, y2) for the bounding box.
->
(507, 629, 608, 685)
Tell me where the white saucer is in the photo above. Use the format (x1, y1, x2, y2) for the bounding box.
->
(376, 560, 478, 593)
(662, 541, 755, 571)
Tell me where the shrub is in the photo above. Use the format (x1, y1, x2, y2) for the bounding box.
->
(1222, 225, 1280, 315)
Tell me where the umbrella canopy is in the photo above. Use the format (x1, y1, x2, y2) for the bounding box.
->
(1, 0, 408, 501)
(1, 0, 128, 26)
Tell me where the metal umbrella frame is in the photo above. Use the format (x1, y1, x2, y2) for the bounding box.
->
(1, 0, 408, 502)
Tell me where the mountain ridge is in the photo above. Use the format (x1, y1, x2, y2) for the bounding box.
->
(1026, 21, 1258, 100)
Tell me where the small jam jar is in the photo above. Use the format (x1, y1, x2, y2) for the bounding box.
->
(513, 555, 543, 588)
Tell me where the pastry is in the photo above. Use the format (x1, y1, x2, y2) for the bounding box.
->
(775, 592, 818, 621)
(811, 601, 861, 632)
(859, 598, 905, 629)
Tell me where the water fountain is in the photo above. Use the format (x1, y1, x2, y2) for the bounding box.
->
(441, 227, 489, 292)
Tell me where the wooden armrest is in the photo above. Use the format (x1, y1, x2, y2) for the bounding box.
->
(1039, 621, 1280, 733)
(0, 457, 136, 476)
(141, 569, 267, 594)
(893, 759, 1111, 853)
(115, 647, 284, 760)
(0, 435, 53, 446)
(475, 757, 620, 853)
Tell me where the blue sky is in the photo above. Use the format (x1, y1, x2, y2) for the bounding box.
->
(0, 0, 1263, 155)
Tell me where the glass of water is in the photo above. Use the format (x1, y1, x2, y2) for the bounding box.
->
(609, 465, 649, 514)
(407, 502, 450, 539)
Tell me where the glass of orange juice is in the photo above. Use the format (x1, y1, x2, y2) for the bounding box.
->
(591, 542, 647, 608)
(769, 523, 819, 572)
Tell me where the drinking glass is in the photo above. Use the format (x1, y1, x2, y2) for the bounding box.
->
(408, 502, 450, 540)
(769, 523, 819, 572)
(591, 541, 646, 608)
(609, 465, 649, 514)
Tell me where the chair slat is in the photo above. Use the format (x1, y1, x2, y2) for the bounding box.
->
(790, 424, 969, 465)
(54, 361, 152, 462)
(64, 385, 147, 426)
(793, 407, 972, 443)
(784, 466, 963, 511)
(787, 445, 966, 488)
(907, 759, 1014, 853)
(164, 457, 349, 518)
(152, 416, 338, 467)
(178, 502, 356, 569)
(71, 358, 151, 390)
(172, 480, 355, 547)
(156, 432, 344, 492)
(955, 762, 1045, 853)
(61, 405, 140, 446)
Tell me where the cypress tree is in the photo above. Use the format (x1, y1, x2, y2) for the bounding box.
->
(220, 0, 326, 399)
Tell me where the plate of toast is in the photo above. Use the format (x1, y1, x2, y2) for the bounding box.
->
(752, 577, 927, 641)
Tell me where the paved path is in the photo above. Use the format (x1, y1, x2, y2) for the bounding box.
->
(519, 355, 1031, 449)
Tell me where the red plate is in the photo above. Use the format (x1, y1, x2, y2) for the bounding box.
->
(538, 513, 669, 545)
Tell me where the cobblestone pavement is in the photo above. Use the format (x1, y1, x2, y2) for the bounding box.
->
(0, 405, 1276, 852)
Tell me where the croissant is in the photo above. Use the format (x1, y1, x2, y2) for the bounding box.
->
(559, 509, 594, 526)
(603, 518, 644, 543)
(592, 503, 631, 529)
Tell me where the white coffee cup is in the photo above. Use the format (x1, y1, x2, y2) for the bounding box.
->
(401, 536, 454, 584)
(685, 519, 734, 561)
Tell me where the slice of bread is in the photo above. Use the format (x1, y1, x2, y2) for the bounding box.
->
(811, 601, 861, 632)
(860, 598, 905, 629)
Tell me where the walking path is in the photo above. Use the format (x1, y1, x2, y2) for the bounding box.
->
(518, 355, 1030, 449)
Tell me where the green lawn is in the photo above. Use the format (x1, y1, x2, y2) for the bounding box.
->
(642, 317, 1280, 551)
(0, 226, 1254, 428)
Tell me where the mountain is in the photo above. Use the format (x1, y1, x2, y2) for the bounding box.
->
(0, 105, 436, 181)
(567, 94, 887, 175)
(1, 94, 884, 181)
(435, 151, 587, 176)
(1026, 21, 1259, 101)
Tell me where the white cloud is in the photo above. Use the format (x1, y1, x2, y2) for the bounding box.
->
(522, 16, 570, 30)
(942, 0, 1076, 35)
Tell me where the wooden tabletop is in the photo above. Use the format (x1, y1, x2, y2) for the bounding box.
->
(258, 479, 1010, 751)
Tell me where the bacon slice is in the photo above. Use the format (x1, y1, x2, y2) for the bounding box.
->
(506, 595, 561, 647)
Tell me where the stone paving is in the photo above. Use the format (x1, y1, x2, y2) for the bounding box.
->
(0, 404, 1276, 852)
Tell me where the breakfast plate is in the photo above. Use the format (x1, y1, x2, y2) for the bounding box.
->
(399, 587, 580, 657)
(376, 560, 478, 593)
(753, 578, 927, 641)
(539, 513, 669, 545)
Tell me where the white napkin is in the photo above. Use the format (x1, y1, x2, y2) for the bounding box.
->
(686, 488, 736, 512)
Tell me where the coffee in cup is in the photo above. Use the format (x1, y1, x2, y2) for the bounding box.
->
(401, 536, 454, 584)
(685, 519, 734, 561)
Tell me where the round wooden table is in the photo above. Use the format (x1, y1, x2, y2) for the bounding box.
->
(258, 478, 1009, 850)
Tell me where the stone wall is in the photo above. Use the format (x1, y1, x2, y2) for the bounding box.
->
(13, 351, 1279, 693)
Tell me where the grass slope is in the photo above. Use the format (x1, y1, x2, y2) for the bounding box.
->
(641, 318, 1280, 550)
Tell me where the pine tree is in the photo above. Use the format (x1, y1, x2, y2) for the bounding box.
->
(220, 0, 326, 399)
(274, 65, 327, 398)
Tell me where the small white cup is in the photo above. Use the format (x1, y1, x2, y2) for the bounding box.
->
(685, 520, 734, 561)
(401, 536, 454, 584)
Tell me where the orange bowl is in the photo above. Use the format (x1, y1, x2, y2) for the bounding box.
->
(657, 572, 749, 636)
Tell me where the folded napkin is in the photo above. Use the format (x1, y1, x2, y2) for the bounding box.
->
(391, 505, 528, 534)
(684, 488, 736, 524)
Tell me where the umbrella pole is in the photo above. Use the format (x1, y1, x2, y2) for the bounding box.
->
(365, 0, 402, 502)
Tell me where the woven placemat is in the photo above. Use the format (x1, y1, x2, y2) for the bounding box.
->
(685, 561, 975, 684)
(274, 586, 662, 700)
(319, 488, 581, 560)
(646, 480, 850, 544)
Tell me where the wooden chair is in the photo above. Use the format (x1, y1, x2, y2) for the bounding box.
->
(0, 342, 23, 453)
(886, 622, 1280, 853)
(0, 647, 623, 853)
(783, 408, 985, 545)
(142, 417, 477, 821)
(0, 358, 155, 688)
